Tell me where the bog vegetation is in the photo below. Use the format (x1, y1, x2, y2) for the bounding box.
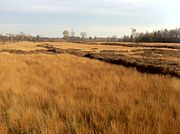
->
(0, 52, 179, 133)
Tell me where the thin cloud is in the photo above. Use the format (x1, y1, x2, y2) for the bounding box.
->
(0, 0, 179, 37)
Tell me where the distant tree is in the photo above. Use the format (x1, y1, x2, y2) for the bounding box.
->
(111, 35, 117, 42)
(70, 29, 75, 37)
(89, 36, 92, 41)
(122, 35, 130, 42)
(131, 28, 137, 42)
(63, 30, 69, 39)
(36, 35, 40, 41)
(20, 32, 25, 41)
(80, 32, 87, 39)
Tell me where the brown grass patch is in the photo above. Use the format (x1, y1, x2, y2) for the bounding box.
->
(0, 53, 179, 133)
(0, 41, 179, 77)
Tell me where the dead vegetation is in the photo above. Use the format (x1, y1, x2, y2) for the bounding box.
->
(0, 41, 179, 77)
(0, 53, 179, 134)
(37, 43, 180, 77)
(99, 42, 180, 49)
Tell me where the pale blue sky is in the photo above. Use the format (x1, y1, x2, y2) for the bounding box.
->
(0, 0, 180, 37)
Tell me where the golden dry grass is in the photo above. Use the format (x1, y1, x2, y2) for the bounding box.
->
(1, 41, 179, 63)
(0, 41, 136, 52)
(1, 41, 178, 52)
(0, 53, 179, 134)
(0, 41, 45, 51)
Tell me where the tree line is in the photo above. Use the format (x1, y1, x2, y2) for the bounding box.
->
(0, 33, 43, 42)
(0, 32, 63, 43)
(1, 28, 180, 43)
(63, 28, 180, 43)
(130, 28, 180, 43)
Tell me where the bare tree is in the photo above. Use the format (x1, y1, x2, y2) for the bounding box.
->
(80, 32, 87, 39)
(111, 35, 117, 42)
(70, 29, 75, 37)
(131, 28, 138, 42)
